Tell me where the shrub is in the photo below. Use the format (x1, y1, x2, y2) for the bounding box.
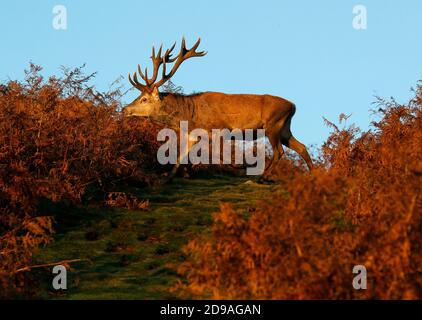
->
(0, 64, 162, 296)
(177, 82, 422, 299)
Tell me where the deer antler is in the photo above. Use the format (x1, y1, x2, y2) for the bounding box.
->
(154, 38, 206, 88)
(128, 38, 206, 92)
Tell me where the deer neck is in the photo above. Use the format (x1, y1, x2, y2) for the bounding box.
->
(159, 93, 198, 127)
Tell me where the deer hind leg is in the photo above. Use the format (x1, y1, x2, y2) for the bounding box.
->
(285, 136, 313, 170)
(276, 141, 285, 159)
(280, 114, 313, 170)
(266, 135, 278, 171)
(265, 128, 285, 172)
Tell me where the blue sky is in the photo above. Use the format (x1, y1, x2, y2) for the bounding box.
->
(1, 0, 421, 146)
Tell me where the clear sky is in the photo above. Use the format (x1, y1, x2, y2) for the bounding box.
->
(1, 0, 421, 146)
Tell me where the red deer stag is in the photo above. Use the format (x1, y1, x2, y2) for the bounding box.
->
(123, 38, 313, 175)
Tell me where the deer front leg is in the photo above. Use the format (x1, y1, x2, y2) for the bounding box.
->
(169, 136, 196, 180)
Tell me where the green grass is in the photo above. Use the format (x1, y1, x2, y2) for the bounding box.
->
(35, 175, 279, 299)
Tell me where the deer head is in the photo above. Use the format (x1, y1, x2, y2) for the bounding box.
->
(123, 38, 206, 117)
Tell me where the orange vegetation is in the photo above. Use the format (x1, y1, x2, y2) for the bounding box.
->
(0, 65, 161, 297)
(177, 83, 422, 299)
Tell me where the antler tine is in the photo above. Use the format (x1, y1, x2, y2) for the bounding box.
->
(144, 67, 150, 86)
(133, 72, 141, 86)
(128, 71, 145, 91)
(148, 44, 164, 85)
(181, 37, 187, 52)
(194, 38, 207, 56)
(154, 37, 207, 88)
(128, 73, 136, 88)
(137, 64, 146, 82)
(151, 45, 163, 60)
(185, 38, 207, 58)
(157, 45, 163, 59)
(161, 56, 167, 79)
(164, 42, 177, 63)
(191, 38, 201, 51)
(129, 38, 206, 91)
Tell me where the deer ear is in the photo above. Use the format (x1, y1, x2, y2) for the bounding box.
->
(152, 87, 160, 99)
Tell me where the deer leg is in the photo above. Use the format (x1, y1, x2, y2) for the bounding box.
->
(170, 136, 196, 178)
(266, 132, 281, 172)
(170, 160, 182, 178)
(276, 141, 285, 159)
(279, 111, 313, 170)
(285, 136, 313, 170)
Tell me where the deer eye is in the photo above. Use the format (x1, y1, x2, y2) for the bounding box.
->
(140, 97, 147, 103)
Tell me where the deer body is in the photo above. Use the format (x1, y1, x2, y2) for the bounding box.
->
(124, 38, 313, 175)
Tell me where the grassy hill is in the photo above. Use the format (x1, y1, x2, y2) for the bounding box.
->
(35, 175, 278, 299)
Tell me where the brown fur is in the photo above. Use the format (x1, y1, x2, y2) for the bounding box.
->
(124, 91, 313, 173)
(124, 38, 313, 174)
